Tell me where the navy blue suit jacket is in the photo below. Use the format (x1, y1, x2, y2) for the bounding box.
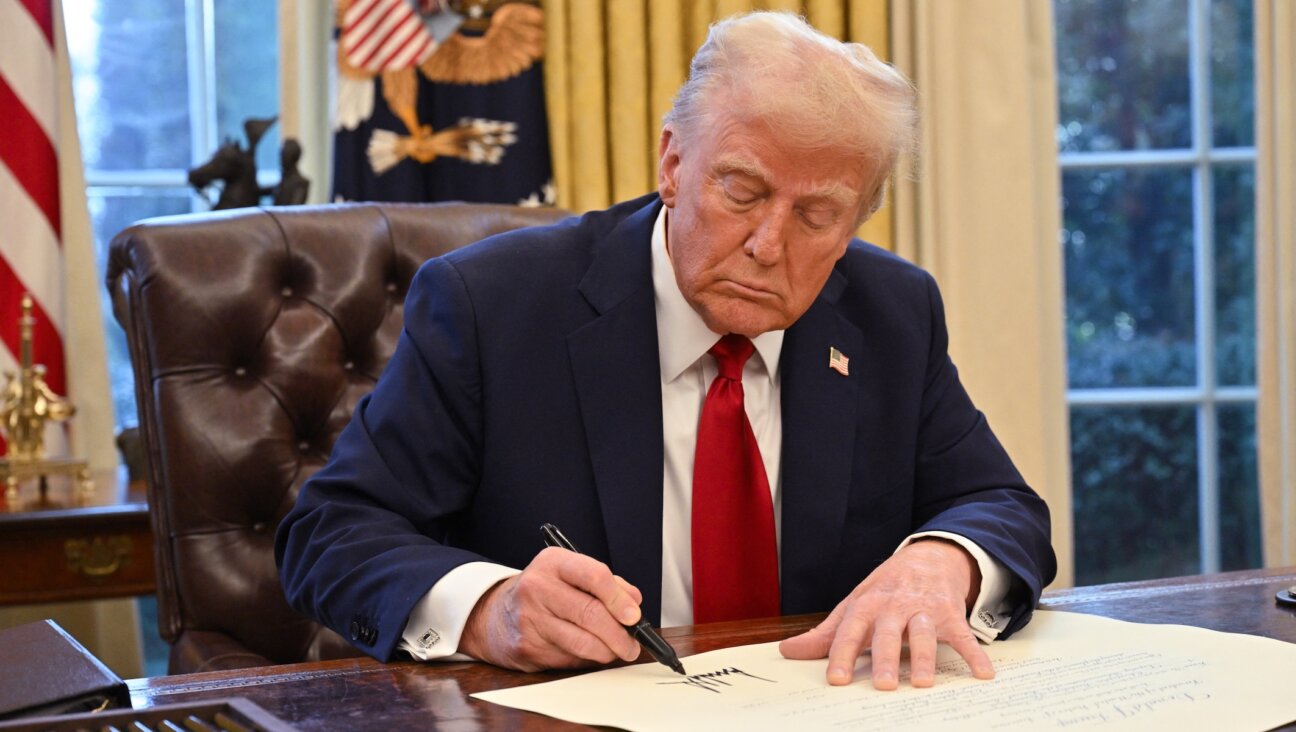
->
(276, 194, 1056, 661)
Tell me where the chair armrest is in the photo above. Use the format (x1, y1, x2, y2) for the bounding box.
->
(169, 630, 274, 674)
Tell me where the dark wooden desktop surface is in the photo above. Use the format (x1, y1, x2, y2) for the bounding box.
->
(125, 566, 1296, 731)
(0, 468, 154, 606)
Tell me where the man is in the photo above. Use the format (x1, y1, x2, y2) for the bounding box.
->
(276, 11, 1055, 691)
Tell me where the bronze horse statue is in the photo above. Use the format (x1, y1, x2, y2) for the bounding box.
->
(188, 117, 280, 210)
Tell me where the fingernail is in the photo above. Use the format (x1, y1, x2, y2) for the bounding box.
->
(619, 606, 640, 625)
(828, 667, 850, 684)
(876, 671, 895, 685)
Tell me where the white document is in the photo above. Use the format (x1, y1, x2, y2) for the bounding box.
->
(473, 610, 1296, 731)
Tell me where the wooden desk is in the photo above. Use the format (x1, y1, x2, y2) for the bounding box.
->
(125, 567, 1296, 731)
(0, 468, 155, 606)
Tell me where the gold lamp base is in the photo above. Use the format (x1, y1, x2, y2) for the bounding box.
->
(0, 457, 93, 512)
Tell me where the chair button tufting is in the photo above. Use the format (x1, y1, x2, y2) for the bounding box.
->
(234, 367, 247, 377)
(386, 282, 398, 293)
(343, 361, 355, 371)
(251, 522, 268, 533)
(281, 286, 294, 297)
(297, 441, 310, 453)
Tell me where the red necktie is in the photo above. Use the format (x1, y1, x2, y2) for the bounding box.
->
(691, 334, 780, 623)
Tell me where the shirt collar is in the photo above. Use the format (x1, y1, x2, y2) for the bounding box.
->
(651, 206, 784, 384)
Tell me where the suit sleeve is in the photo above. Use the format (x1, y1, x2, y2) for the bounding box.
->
(908, 272, 1057, 637)
(275, 256, 498, 661)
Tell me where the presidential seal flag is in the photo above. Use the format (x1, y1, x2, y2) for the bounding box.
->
(333, 0, 553, 206)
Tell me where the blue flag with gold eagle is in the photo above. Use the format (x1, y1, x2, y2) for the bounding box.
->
(333, 0, 554, 206)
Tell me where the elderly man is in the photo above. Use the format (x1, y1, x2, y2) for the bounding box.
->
(276, 11, 1055, 691)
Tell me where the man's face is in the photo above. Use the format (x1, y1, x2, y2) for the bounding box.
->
(657, 112, 874, 337)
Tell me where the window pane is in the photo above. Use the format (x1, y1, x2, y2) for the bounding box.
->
(1063, 167, 1196, 388)
(1071, 405, 1199, 585)
(1211, 0, 1255, 147)
(1218, 403, 1261, 571)
(66, 1, 192, 171)
(213, 0, 280, 175)
(88, 190, 196, 430)
(1055, 0, 1191, 153)
(1214, 164, 1256, 386)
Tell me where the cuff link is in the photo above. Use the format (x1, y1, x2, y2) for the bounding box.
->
(417, 628, 442, 649)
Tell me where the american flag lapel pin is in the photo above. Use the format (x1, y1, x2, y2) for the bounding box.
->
(828, 347, 850, 376)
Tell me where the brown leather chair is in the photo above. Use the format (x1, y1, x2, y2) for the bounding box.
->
(106, 203, 570, 674)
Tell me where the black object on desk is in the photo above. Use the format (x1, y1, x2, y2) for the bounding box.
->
(1277, 586, 1296, 607)
(540, 523, 687, 676)
(0, 619, 129, 720)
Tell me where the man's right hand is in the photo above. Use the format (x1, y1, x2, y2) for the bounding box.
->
(458, 547, 644, 671)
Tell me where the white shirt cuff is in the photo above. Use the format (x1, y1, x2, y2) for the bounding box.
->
(397, 561, 521, 661)
(896, 531, 1013, 643)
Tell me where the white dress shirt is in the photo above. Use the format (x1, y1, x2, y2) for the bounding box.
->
(398, 207, 1015, 660)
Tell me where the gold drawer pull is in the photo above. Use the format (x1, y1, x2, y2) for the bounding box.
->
(65, 536, 133, 578)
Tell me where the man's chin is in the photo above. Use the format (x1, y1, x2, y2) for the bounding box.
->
(697, 303, 792, 338)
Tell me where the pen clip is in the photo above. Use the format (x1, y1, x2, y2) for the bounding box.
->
(540, 522, 580, 553)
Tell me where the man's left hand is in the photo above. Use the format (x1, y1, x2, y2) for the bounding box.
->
(778, 538, 993, 690)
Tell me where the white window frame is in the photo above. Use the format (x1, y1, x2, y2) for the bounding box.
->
(1059, 0, 1259, 574)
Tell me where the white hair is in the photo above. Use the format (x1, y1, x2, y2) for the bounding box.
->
(663, 11, 917, 220)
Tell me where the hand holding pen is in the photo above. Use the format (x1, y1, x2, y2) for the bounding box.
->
(457, 527, 669, 672)
(541, 523, 687, 675)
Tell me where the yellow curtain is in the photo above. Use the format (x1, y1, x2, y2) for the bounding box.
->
(543, 0, 893, 248)
(1256, 0, 1296, 567)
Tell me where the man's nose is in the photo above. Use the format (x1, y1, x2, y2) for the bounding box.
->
(744, 206, 790, 266)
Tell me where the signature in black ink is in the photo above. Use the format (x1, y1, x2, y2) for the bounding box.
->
(657, 667, 777, 694)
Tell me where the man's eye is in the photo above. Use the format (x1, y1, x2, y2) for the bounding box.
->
(724, 187, 757, 204)
(802, 210, 837, 229)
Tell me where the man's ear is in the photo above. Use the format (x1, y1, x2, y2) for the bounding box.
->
(658, 127, 680, 206)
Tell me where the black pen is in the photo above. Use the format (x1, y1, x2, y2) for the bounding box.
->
(540, 523, 687, 676)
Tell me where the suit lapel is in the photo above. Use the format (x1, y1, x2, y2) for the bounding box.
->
(779, 266, 861, 613)
(567, 198, 666, 623)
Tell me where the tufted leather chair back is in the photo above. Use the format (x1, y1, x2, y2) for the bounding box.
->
(106, 203, 570, 674)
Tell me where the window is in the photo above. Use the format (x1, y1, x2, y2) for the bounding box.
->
(1055, 0, 1260, 584)
(67, 0, 280, 436)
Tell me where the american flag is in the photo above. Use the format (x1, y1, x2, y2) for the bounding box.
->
(342, 0, 439, 73)
(828, 346, 850, 377)
(0, 0, 112, 464)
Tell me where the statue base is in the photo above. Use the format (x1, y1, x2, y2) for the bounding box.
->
(0, 456, 93, 512)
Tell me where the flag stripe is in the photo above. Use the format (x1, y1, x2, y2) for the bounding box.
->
(0, 0, 58, 139)
(387, 33, 433, 70)
(341, 0, 436, 72)
(360, 16, 425, 70)
(0, 162, 65, 331)
(352, 8, 412, 68)
(343, 0, 383, 38)
(344, 0, 398, 56)
(13, 0, 52, 45)
(342, 0, 431, 72)
(0, 75, 61, 237)
(0, 256, 68, 397)
(367, 18, 422, 70)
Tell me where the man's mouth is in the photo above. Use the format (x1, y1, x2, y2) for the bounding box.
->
(719, 279, 777, 300)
